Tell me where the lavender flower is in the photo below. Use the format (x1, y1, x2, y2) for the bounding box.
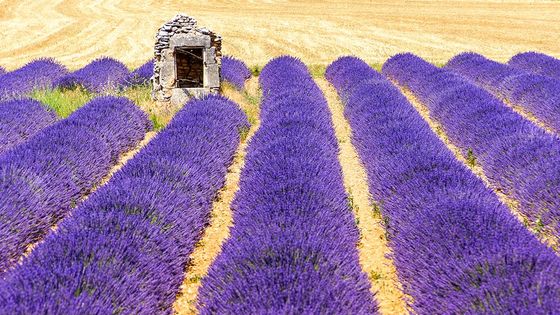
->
(0, 58, 68, 101)
(221, 56, 251, 90)
(446, 52, 560, 136)
(0, 96, 150, 273)
(124, 59, 154, 86)
(55, 57, 130, 93)
(509, 52, 560, 80)
(0, 99, 58, 154)
(327, 55, 560, 314)
(0, 95, 247, 314)
(198, 56, 377, 314)
(386, 52, 560, 240)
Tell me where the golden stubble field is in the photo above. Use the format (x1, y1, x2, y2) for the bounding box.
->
(1, 0, 559, 69)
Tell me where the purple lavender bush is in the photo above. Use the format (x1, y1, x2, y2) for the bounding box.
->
(123, 59, 154, 86)
(0, 66, 5, 76)
(509, 52, 560, 80)
(0, 58, 68, 101)
(55, 57, 130, 93)
(0, 96, 150, 273)
(221, 56, 251, 90)
(327, 55, 560, 314)
(0, 99, 57, 154)
(445, 52, 560, 135)
(198, 56, 377, 314)
(0, 95, 247, 314)
(385, 53, 560, 241)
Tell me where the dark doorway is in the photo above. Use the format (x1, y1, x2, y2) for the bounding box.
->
(175, 47, 204, 88)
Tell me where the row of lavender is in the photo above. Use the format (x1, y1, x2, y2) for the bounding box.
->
(446, 52, 560, 136)
(327, 56, 560, 313)
(509, 52, 560, 80)
(0, 95, 248, 313)
(0, 96, 150, 273)
(385, 53, 560, 243)
(197, 56, 377, 313)
(0, 56, 248, 162)
(0, 55, 250, 101)
(0, 99, 57, 155)
(0, 58, 153, 101)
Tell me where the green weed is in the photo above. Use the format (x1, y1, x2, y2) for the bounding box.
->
(370, 270, 382, 281)
(31, 87, 93, 118)
(466, 148, 477, 168)
(238, 125, 250, 142)
(250, 65, 261, 76)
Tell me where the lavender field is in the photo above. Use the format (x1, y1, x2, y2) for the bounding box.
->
(0, 51, 559, 315)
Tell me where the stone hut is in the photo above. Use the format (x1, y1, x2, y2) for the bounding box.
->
(152, 14, 222, 105)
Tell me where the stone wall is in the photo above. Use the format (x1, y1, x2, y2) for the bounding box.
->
(152, 14, 222, 106)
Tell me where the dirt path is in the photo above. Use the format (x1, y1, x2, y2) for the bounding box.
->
(173, 78, 261, 315)
(1, 1, 559, 69)
(316, 78, 408, 315)
(394, 82, 559, 251)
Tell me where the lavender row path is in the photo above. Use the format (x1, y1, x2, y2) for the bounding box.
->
(446, 52, 560, 135)
(316, 77, 407, 314)
(0, 96, 151, 273)
(0, 58, 68, 101)
(327, 56, 560, 314)
(384, 53, 560, 246)
(0, 95, 248, 314)
(173, 76, 261, 314)
(0, 99, 57, 155)
(197, 56, 377, 314)
(509, 52, 560, 80)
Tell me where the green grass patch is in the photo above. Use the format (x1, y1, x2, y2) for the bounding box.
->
(242, 88, 262, 127)
(119, 84, 169, 131)
(31, 87, 93, 118)
(308, 64, 327, 78)
(238, 125, 250, 142)
(30, 84, 170, 132)
(149, 113, 166, 131)
(119, 84, 152, 108)
(369, 63, 384, 72)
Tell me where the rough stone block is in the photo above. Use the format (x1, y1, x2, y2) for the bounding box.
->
(204, 47, 217, 64)
(170, 34, 211, 49)
(171, 88, 209, 106)
(205, 63, 220, 88)
(159, 61, 176, 89)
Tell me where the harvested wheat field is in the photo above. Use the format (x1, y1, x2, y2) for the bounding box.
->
(1, 0, 559, 69)
(1, 1, 560, 314)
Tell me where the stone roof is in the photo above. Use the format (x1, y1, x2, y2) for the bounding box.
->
(154, 14, 221, 57)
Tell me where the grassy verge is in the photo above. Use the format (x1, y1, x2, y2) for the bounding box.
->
(30, 85, 169, 131)
(30, 87, 94, 118)
(120, 85, 169, 131)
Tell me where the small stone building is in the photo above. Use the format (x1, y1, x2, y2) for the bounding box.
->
(152, 14, 222, 106)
